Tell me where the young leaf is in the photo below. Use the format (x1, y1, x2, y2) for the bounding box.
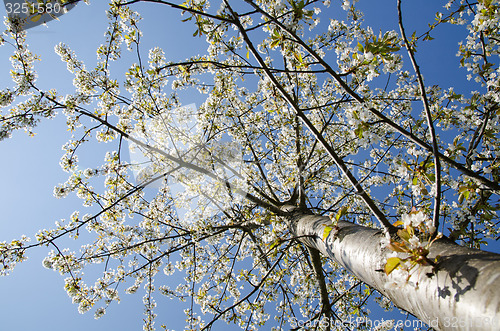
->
(323, 225, 333, 241)
(293, 51, 303, 64)
(397, 229, 411, 241)
(336, 206, 349, 222)
(388, 242, 409, 253)
(385, 257, 401, 275)
(31, 14, 42, 22)
(393, 220, 404, 227)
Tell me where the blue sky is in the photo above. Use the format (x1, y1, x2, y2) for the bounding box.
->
(0, 2, 204, 329)
(0, 1, 495, 330)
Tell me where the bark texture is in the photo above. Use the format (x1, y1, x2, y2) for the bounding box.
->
(284, 207, 500, 330)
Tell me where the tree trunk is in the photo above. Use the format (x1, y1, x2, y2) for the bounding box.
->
(285, 207, 500, 330)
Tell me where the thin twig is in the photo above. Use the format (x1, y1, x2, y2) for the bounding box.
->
(398, 0, 441, 233)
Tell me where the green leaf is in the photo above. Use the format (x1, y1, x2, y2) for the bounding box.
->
(336, 206, 348, 222)
(388, 242, 408, 253)
(393, 220, 404, 227)
(420, 182, 428, 195)
(323, 225, 333, 241)
(385, 257, 401, 275)
(458, 192, 465, 203)
(412, 177, 418, 186)
(355, 125, 364, 138)
(269, 39, 280, 49)
(423, 34, 435, 41)
(426, 173, 435, 182)
(458, 185, 469, 194)
(397, 229, 410, 241)
(269, 238, 280, 250)
(31, 14, 42, 22)
(293, 51, 303, 64)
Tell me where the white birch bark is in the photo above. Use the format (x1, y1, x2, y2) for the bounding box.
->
(285, 207, 500, 331)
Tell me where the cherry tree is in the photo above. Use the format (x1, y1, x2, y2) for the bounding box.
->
(1, 0, 500, 330)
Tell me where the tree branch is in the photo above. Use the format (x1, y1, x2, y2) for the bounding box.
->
(226, 1, 395, 231)
(398, 0, 442, 233)
(306, 246, 333, 323)
(243, 0, 500, 191)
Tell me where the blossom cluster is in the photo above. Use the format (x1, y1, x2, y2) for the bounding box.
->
(383, 210, 442, 289)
